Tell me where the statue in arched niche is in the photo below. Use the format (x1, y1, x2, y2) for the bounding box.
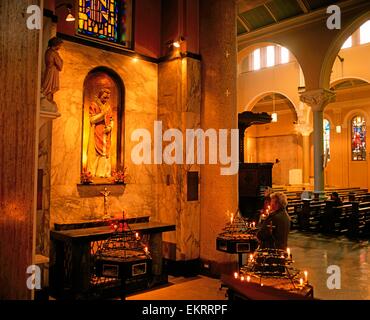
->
(87, 88, 114, 178)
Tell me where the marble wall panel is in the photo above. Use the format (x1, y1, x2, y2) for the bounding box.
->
(157, 58, 201, 261)
(50, 41, 158, 226)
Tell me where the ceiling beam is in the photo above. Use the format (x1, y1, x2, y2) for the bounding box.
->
(238, 0, 269, 14)
(264, 3, 278, 23)
(237, 16, 251, 33)
(296, 0, 310, 13)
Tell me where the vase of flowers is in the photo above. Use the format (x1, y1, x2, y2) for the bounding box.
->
(112, 168, 127, 184)
(80, 170, 93, 184)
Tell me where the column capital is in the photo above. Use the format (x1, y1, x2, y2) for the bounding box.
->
(294, 124, 313, 137)
(300, 89, 336, 112)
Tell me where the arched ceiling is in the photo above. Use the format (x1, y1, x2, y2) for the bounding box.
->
(237, 0, 348, 36)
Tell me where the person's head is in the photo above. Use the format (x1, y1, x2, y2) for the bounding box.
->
(270, 192, 288, 211)
(98, 88, 111, 104)
(331, 192, 339, 200)
(48, 37, 63, 50)
(264, 187, 272, 198)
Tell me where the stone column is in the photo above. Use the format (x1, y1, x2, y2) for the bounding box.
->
(300, 89, 335, 196)
(0, 0, 42, 300)
(295, 125, 313, 185)
(199, 0, 238, 274)
(157, 57, 201, 264)
(302, 133, 311, 185)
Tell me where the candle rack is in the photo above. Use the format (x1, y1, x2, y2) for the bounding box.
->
(239, 248, 310, 292)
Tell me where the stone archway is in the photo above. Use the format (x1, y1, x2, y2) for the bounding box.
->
(320, 10, 370, 89)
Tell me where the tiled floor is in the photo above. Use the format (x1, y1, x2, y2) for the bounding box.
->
(128, 231, 370, 300)
(288, 231, 370, 300)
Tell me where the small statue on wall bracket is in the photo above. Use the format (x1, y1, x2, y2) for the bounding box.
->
(100, 187, 111, 220)
(41, 37, 63, 113)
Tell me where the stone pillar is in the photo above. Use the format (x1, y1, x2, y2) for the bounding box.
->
(300, 89, 335, 196)
(0, 0, 42, 299)
(295, 125, 312, 185)
(302, 134, 311, 185)
(157, 57, 201, 264)
(199, 0, 238, 274)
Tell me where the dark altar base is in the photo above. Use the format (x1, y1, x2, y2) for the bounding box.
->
(49, 217, 175, 300)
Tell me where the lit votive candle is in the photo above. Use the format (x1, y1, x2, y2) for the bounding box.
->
(287, 248, 291, 258)
(144, 247, 148, 254)
(241, 276, 245, 282)
(234, 272, 238, 279)
(247, 276, 251, 282)
(249, 254, 253, 262)
(304, 271, 308, 283)
(135, 232, 139, 239)
(300, 278, 303, 287)
(252, 222, 256, 228)
(230, 213, 234, 224)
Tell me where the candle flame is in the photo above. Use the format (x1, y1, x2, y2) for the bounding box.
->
(234, 272, 238, 279)
(247, 276, 250, 282)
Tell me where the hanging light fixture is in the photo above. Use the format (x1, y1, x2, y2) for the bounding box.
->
(56, 3, 75, 22)
(271, 93, 277, 123)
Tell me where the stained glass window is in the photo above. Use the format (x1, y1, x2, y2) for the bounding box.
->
(323, 119, 330, 163)
(78, 0, 132, 47)
(351, 116, 366, 161)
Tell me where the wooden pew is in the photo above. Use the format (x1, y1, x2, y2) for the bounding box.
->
(349, 201, 370, 238)
(327, 202, 353, 235)
(298, 200, 325, 232)
(298, 199, 370, 238)
(286, 200, 303, 230)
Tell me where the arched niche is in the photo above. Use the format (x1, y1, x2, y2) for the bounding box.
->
(81, 67, 125, 181)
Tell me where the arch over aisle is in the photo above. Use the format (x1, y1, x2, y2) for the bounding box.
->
(321, 11, 370, 89)
(246, 91, 298, 121)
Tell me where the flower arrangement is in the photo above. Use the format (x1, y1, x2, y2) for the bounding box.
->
(80, 170, 93, 184)
(112, 167, 127, 184)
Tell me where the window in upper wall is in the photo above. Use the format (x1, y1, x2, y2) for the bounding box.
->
(323, 119, 331, 164)
(351, 116, 367, 161)
(360, 20, 370, 45)
(253, 48, 261, 71)
(341, 36, 352, 49)
(280, 47, 289, 64)
(266, 46, 275, 67)
(78, 0, 133, 48)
